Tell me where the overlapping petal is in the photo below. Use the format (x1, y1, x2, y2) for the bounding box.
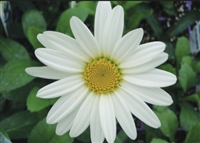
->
(99, 95, 116, 143)
(95, 1, 112, 46)
(90, 96, 104, 143)
(101, 5, 124, 56)
(70, 16, 101, 58)
(123, 69, 177, 87)
(122, 81, 173, 106)
(120, 87, 161, 128)
(123, 52, 168, 74)
(112, 28, 143, 62)
(120, 42, 165, 68)
(46, 86, 88, 124)
(70, 92, 96, 137)
(37, 75, 84, 98)
(112, 91, 137, 139)
(38, 31, 89, 62)
(25, 66, 72, 80)
(56, 107, 79, 135)
(35, 48, 84, 73)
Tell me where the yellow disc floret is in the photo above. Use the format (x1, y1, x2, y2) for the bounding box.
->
(83, 57, 122, 94)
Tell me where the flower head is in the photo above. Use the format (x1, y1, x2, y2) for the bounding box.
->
(26, 1, 176, 143)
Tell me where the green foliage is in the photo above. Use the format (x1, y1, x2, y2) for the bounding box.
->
(0, 111, 39, 139)
(76, 1, 97, 15)
(28, 118, 74, 143)
(160, 64, 176, 75)
(22, 10, 46, 37)
(175, 37, 190, 66)
(0, 38, 30, 61)
(184, 122, 200, 143)
(159, 1, 174, 15)
(179, 63, 196, 92)
(56, 8, 88, 36)
(153, 106, 178, 142)
(0, 60, 39, 92)
(146, 14, 163, 39)
(150, 138, 169, 143)
(27, 87, 57, 112)
(125, 3, 152, 32)
(27, 27, 44, 49)
(179, 102, 200, 131)
(167, 11, 200, 37)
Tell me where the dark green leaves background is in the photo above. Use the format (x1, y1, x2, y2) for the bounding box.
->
(0, 1, 200, 143)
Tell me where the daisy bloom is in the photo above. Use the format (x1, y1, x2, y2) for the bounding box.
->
(26, 1, 177, 143)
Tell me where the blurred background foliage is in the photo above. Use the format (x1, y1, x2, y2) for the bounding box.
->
(0, 1, 200, 143)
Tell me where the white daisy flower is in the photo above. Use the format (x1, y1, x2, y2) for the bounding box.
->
(26, 1, 177, 143)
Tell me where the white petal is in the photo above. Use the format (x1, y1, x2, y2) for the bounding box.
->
(40, 31, 89, 62)
(99, 95, 116, 143)
(37, 75, 84, 98)
(56, 107, 79, 135)
(122, 81, 173, 106)
(70, 16, 100, 58)
(102, 6, 124, 56)
(120, 42, 165, 68)
(112, 28, 143, 62)
(47, 86, 88, 124)
(112, 92, 137, 140)
(90, 96, 104, 143)
(95, 1, 112, 46)
(123, 52, 168, 74)
(120, 87, 161, 128)
(70, 92, 96, 137)
(123, 69, 177, 87)
(35, 48, 84, 73)
(37, 34, 49, 48)
(25, 66, 72, 79)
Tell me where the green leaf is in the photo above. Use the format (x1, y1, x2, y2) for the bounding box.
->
(0, 132, 11, 143)
(194, 61, 200, 72)
(153, 106, 178, 141)
(175, 37, 190, 66)
(126, 4, 152, 31)
(181, 56, 192, 66)
(123, 1, 143, 10)
(28, 118, 73, 143)
(22, 10, 46, 37)
(76, 128, 90, 143)
(77, 1, 97, 15)
(0, 111, 38, 139)
(0, 38, 30, 61)
(167, 11, 200, 37)
(27, 26, 44, 49)
(0, 59, 39, 93)
(7, 23, 25, 39)
(182, 93, 200, 105)
(2, 81, 35, 101)
(146, 14, 163, 39)
(164, 42, 175, 60)
(159, 1, 174, 15)
(13, 1, 36, 12)
(159, 64, 176, 75)
(56, 8, 88, 36)
(179, 102, 200, 131)
(117, 129, 128, 143)
(151, 138, 169, 143)
(178, 63, 196, 92)
(27, 87, 57, 112)
(184, 122, 200, 143)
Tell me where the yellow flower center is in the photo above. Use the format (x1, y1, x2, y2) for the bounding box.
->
(83, 57, 122, 94)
